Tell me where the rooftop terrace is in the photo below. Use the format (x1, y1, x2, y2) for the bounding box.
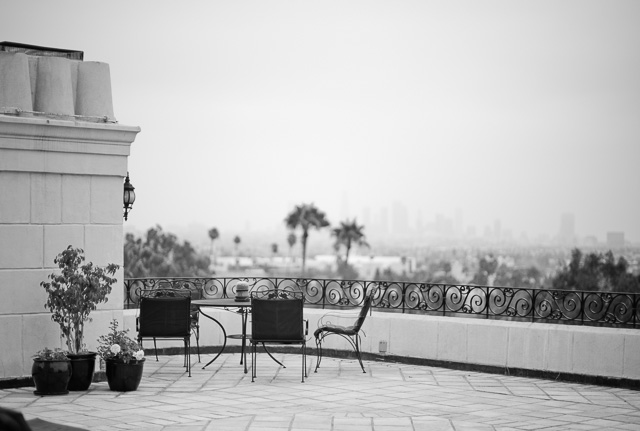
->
(2, 353, 640, 431)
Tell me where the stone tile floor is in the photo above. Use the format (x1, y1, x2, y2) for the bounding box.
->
(1, 353, 639, 430)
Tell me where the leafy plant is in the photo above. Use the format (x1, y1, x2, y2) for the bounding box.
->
(41, 246, 119, 354)
(33, 347, 68, 361)
(96, 319, 144, 364)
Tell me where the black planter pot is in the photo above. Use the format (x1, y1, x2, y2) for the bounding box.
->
(105, 358, 145, 392)
(32, 359, 72, 396)
(67, 352, 97, 391)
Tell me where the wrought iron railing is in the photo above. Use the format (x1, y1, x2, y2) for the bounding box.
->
(123, 277, 640, 328)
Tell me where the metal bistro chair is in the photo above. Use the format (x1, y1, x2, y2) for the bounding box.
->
(250, 289, 308, 383)
(137, 290, 193, 377)
(314, 284, 377, 373)
(136, 287, 201, 362)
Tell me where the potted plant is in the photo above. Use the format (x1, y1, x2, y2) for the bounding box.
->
(97, 319, 145, 392)
(40, 246, 119, 391)
(31, 348, 72, 396)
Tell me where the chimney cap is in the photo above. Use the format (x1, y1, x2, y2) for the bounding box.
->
(0, 41, 83, 60)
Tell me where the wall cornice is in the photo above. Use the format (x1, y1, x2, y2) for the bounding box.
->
(0, 115, 140, 176)
(0, 115, 140, 155)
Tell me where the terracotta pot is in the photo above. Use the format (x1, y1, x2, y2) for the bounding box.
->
(67, 352, 97, 391)
(32, 359, 72, 396)
(105, 358, 145, 392)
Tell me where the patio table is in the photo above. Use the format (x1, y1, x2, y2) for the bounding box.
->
(192, 298, 251, 372)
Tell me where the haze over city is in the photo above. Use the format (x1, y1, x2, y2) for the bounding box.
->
(3, 0, 639, 246)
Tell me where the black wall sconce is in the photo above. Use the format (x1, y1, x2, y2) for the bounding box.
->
(123, 172, 135, 221)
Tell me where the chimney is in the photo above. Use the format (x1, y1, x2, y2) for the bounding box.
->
(0, 41, 115, 122)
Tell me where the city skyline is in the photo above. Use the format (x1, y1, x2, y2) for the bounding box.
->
(126, 206, 635, 256)
(3, 1, 639, 243)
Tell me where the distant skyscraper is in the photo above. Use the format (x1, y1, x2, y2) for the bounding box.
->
(558, 213, 576, 246)
(493, 219, 502, 241)
(466, 226, 477, 237)
(436, 213, 454, 237)
(378, 207, 389, 235)
(392, 201, 410, 235)
(362, 206, 372, 229)
(454, 209, 463, 237)
(415, 209, 424, 233)
(606, 232, 625, 248)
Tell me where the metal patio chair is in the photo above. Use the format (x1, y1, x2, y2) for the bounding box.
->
(136, 287, 201, 362)
(250, 289, 308, 383)
(314, 285, 377, 373)
(137, 291, 193, 377)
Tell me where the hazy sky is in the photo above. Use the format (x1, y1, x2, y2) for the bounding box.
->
(3, 0, 639, 243)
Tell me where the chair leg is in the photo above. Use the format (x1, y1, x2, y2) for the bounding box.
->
(314, 335, 323, 373)
(301, 342, 306, 383)
(251, 343, 256, 382)
(185, 337, 191, 377)
(195, 327, 201, 363)
(153, 338, 158, 361)
(242, 343, 247, 374)
(193, 327, 200, 363)
(354, 335, 365, 373)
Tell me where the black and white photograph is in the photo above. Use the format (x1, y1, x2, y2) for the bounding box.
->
(1, 1, 639, 430)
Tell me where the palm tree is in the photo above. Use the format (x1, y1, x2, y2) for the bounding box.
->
(208, 227, 219, 259)
(287, 232, 297, 260)
(284, 203, 330, 273)
(332, 219, 369, 266)
(233, 235, 241, 255)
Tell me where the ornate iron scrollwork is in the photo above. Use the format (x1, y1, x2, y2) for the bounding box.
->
(124, 276, 639, 329)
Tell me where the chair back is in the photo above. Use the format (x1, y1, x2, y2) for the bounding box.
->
(138, 296, 191, 337)
(138, 288, 192, 300)
(251, 290, 304, 343)
(352, 285, 377, 332)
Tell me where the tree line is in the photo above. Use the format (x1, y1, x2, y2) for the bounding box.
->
(125, 202, 370, 279)
(124, 226, 210, 278)
(124, 203, 639, 293)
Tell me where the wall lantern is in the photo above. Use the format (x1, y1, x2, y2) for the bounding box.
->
(123, 172, 135, 221)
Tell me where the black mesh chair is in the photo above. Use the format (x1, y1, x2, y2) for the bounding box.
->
(136, 287, 201, 362)
(250, 289, 308, 383)
(314, 285, 377, 373)
(137, 291, 193, 377)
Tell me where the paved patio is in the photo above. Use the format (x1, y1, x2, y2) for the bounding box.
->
(1, 353, 639, 431)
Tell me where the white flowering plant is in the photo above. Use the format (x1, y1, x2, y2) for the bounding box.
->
(96, 319, 144, 364)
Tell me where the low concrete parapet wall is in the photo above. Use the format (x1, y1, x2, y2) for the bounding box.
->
(122, 307, 640, 388)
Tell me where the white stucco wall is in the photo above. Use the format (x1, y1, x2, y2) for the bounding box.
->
(0, 50, 139, 379)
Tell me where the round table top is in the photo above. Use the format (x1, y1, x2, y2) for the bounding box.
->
(192, 298, 251, 307)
